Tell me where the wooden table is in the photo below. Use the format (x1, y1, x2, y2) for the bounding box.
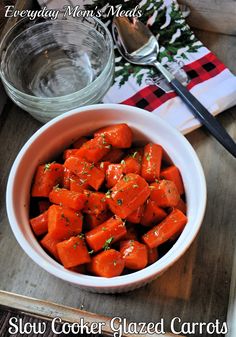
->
(0, 29, 235, 337)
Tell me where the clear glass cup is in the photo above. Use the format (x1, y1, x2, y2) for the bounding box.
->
(0, 17, 115, 123)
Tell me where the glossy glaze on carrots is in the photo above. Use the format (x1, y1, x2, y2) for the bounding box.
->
(30, 123, 187, 278)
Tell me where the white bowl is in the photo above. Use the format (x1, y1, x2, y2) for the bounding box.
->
(6, 104, 207, 293)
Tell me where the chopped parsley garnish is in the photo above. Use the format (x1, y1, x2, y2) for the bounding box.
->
(132, 184, 139, 188)
(121, 160, 126, 165)
(105, 190, 112, 198)
(103, 237, 113, 250)
(88, 250, 94, 255)
(117, 199, 123, 206)
(145, 153, 151, 161)
(131, 151, 138, 158)
(44, 161, 56, 172)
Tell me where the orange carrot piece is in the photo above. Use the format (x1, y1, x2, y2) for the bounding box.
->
(94, 124, 132, 148)
(83, 191, 107, 215)
(141, 144, 163, 182)
(48, 205, 83, 240)
(106, 164, 124, 188)
(57, 236, 91, 269)
(40, 233, 61, 260)
(102, 148, 124, 163)
(147, 247, 158, 265)
(141, 199, 167, 227)
(142, 209, 187, 248)
(85, 211, 110, 230)
(64, 156, 105, 191)
(72, 136, 88, 149)
(120, 240, 148, 270)
(69, 174, 90, 192)
(88, 249, 124, 277)
(121, 151, 142, 175)
(30, 210, 48, 236)
(31, 163, 64, 197)
(175, 198, 187, 214)
(63, 168, 73, 189)
(107, 173, 150, 219)
(63, 149, 79, 161)
(161, 165, 184, 195)
(49, 188, 87, 211)
(150, 179, 180, 208)
(96, 161, 111, 173)
(126, 205, 144, 224)
(75, 136, 110, 163)
(85, 216, 126, 252)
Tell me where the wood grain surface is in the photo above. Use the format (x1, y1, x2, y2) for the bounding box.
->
(180, 0, 236, 36)
(0, 30, 235, 337)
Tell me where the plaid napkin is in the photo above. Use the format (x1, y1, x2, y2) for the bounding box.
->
(38, 0, 236, 134)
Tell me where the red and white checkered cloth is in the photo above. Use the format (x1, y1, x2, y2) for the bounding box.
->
(38, 0, 236, 134)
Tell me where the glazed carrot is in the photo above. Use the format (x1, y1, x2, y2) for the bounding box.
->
(83, 191, 107, 215)
(94, 123, 132, 148)
(63, 168, 73, 189)
(75, 136, 110, 163)
(120, 240, 148, 270)
(48, 205, 83, 240)
(96, 161, 111, 173)
(69, 174, 90, 192)
(141, 199, 167, 227)
(107, 173, 150, 219)
(40, 233, 61, 260)
(141, 144, 163, 182)
(147, 247, 158, 265)
(142, 208, 187, 248)
(106, 164, 123, 188)
(31, 163, 64, 197)
(38, 200, 51, 213)
(49, 188, 87, 211)
(63, 149, 79, 161)
(161, 165, 184, 195)
(149, 179, 180, 208)
(85, 216, 126, 252)
(175, 198, 187, 214)
(121, 151, 142, 175)
(88, 249, 124, 277)
(64, 156, 105, 191)
(85, 211, 110, 230)
(72, 136, 88, 149)
(102, 148, 124, 163)
(57, 236, 91, 269)
(30, 210, 48, 236)
(126, 205, 144, 224)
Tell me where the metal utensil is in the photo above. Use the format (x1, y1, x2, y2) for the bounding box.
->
(112, 17, 236, 158)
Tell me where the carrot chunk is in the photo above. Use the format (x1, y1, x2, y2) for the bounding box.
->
(85, 211, 110, 230)
(107, 173, 150, 219)
(48, 205, 83, 240)
(102, 148, 124, 163)
(31, 163, 64, 197)
(49, 188, 87, 211)
(141, 144, 163, 182)
(147, 247, 158, 265)
(72, 136, 88, 149)
(64, 156, 105, 191)
(88, 249, 124, 277)
(126, 205, 144, 224)
(85, 216, 126, 252)
(96, 161, 111, 173)
(106, 164, 124, 189)
(141, 199, 167, 227)
(150, 179, 180, 208)
(120, 240, 148, 270)
(63, 149, 79, 161)
(142, 209, 187, 248)
(57, 236, 91, 269)
(30, 210, 48, 236)
(83, 191, 107, 215)
(63, 168, 73, 189)
(121, 151, 142, 175)
(75, 136, 110, 163)
(40, 233, 61, 260)
(69, 174, 90, 192)
(94, 123, 132, 148)
(161, 165, 184, 195)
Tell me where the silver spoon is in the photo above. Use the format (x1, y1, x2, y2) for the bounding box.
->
(112, 17, 236, 158)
